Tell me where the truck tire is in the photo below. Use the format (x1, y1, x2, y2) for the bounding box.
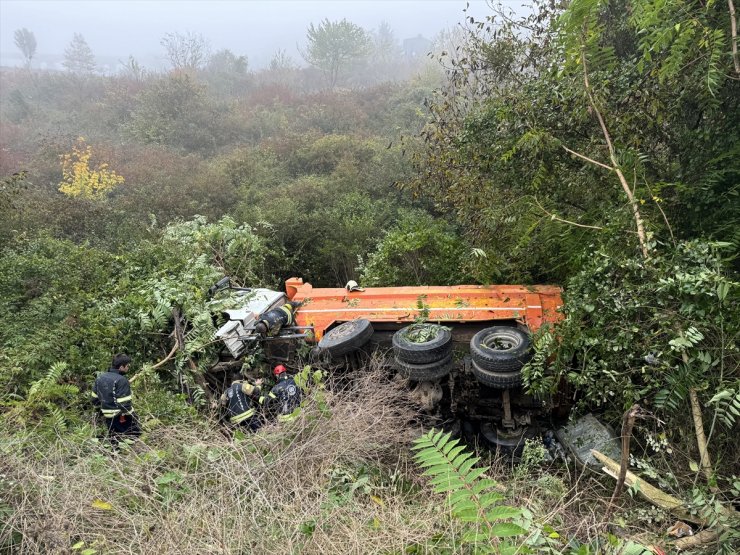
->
(470, 360, 523, 389)
(394, 352, 454, 381)
(392, 324, 452, 364)
(479, 423, 537, 456)
(318, 319, 374, 357)
(469, 326, 532, 373)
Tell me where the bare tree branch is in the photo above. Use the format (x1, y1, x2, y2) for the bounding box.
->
(581, 46, 650, 259)
(562, 144, 614, 171)
(730, 0, 740, 75)
(533, 197, 604, 230)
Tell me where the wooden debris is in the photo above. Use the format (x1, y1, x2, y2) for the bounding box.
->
(591, 449, 705, 525)
(674, 529, 718, 551)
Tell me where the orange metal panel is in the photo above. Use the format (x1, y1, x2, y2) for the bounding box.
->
(285, 278, 563, 341)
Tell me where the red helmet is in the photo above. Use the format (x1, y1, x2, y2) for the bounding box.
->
(273, 364, 287, 376)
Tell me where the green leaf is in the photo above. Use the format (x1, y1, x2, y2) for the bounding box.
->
(472, 479, 500, 495)
(451, 499, 478, 515)
(464, 466, 489, 483)
(486, 506, 522, 520)
(442, 437, 461, 455)
(457, 457, 480, 476)
(491, 522, 528, 537)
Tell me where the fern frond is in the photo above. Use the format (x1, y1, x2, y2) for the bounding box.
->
(412, 429, 528, 544)
(28, 362, 69, 398)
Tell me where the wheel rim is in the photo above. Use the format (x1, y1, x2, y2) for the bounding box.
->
(481, 329, 522, 352)
(403, 324, 442, 344)
(326, 321, 358, 340)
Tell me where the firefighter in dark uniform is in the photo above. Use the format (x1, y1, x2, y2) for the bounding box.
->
(254, 301, 301, 337)
(91, 353, 140, 441)
(220, 378, 264, 431)
(268, 365, 302, 422)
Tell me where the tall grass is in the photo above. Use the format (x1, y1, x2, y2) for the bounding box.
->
(1, 364, 457, 554)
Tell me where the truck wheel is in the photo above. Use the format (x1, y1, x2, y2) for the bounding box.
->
(470, 326, 532, 373)
(394, 352, 454, 381)
(479, 423, 537, 456)
(318, 319, 374, 357)
(392, 323, 452, 364)
(471, 361, 523, 389)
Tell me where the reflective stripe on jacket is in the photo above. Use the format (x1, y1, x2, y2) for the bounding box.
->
(92, 369, 133, 418)
(222, 381, 262, 424)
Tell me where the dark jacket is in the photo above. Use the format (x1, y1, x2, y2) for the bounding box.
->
(220, 381, 262, 424)
(91, 368, 133, 419)
(268, 375, 302, 420)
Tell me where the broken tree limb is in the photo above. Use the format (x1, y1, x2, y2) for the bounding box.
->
(681, 349, 718, 492)
(591, 449, 706, 526)
(533, 196, 605, 230)
(172, 306, 214, 403)
(730, 0, 739, 75)
(674, 529, 719, 551)
(609, 404, 641, 508)
(129, 342, 179, 385)
(688, 386, 715, 489)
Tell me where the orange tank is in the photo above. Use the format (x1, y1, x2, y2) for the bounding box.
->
(284, 278, 563, 341)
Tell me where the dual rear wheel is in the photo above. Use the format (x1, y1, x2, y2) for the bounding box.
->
(317, 320, 533, 390)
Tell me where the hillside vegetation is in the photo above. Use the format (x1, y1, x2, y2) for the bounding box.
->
(1, 1, 739, 553)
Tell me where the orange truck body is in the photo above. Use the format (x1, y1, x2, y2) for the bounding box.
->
(284, 278, 564, 340)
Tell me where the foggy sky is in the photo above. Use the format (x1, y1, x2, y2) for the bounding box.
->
(0, 0, 527, 70)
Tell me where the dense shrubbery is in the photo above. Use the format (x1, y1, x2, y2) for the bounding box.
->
(1, 2, 739, 551)
(411, 0, 739, 480)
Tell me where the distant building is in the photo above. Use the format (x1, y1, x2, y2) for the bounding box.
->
(403, 35, 433, 58)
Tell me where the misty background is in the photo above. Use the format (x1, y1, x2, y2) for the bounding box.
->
(0, 0, 524, 72)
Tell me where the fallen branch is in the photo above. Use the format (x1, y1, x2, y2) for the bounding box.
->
(591, 449, 705, 525)
(689, 387, 715, 488)
(609, 404, 641, 507)
(674, 529, 718, 551)
(730, 0, 739, 75)
(173, 306, 213, 403)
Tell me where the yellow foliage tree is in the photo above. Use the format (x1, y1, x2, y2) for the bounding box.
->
(58, 138, 124, 200)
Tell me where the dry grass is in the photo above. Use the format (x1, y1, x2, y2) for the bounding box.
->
(1, 359, 672, 554)
(1, 363, 458, 554)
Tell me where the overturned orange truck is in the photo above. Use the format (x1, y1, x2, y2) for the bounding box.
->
(214, 277, 565, 452)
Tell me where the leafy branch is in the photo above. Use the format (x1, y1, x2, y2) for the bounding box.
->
(412, 429, 528, 551)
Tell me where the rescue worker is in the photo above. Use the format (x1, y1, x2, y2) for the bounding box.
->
(91, 353, 140, 442)
(254, 301, 301, 337)
(220, 378, 264, 431)
(268, 365, 302, 422)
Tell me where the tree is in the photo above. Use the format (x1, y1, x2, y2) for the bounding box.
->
(202, 49, 249, 98)
(161, 31, 210, 72)
(13, 28, 36, 69)
(269, 49, 296, 71)
(118, 55, 146, 82)
(63, 33, 96, 74)
(58, 138, 124, 200)
(373, 21, 400, 64)
(301, 18, 370, 88)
